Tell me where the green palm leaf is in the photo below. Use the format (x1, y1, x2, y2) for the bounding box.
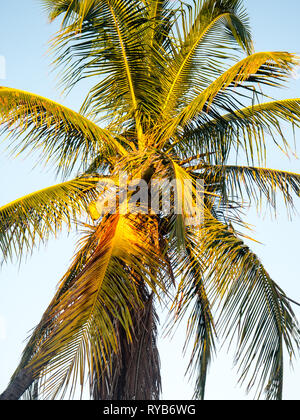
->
(0, 176, 100, 263)
(25, 213, 164, 399)
(45, 0, 158, 140)
(172, 231, 216, 400)
(196, 164, 300, 214)
(161, 0, 253, 116)
(161, 51, 299, 144)
(200, 213, 300, 400)
(0, 88, 122, 176)
(5, 223, 103, 400)
(179, 98, 300, 164)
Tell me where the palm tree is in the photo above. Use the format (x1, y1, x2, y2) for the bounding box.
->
(1, 0, 300, 401)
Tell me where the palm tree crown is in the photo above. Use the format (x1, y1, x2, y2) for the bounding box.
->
(1, 0, 300, 400)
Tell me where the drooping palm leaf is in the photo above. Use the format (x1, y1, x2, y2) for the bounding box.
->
(171, 230, 216, 400)
(179, 98, 300, 165)
(0, 176, 102, 263)
(199, 212, 300, 400)
(0, 88, 123, 177)
(199, 164, 300, 215)
(0, 221, 103, 400)
(25, 213, 165, 399)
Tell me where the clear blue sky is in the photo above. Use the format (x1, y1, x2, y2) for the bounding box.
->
(0, 0, 300, 400)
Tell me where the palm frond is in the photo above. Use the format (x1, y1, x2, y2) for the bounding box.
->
(0, 176, 100, 263)
(160, 157, 204, 249)
(144, 0, 175, 51)
(0, 87, 122, 177)
(161, 0, 252, 116)
(44, 0, 160, 139)
(24, 213, 164, 399)
(171, 230, 216, 400)
(7, 223, 102, 400)
(179, 98, 300, 165)
(198, 164, 300, 215)
(161, 51, 299, 143)
(199, 213, 300, 400)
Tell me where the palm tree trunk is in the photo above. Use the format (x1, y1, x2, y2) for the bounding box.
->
(92, 291, 161, 400)
(0, 368, 34, 400)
